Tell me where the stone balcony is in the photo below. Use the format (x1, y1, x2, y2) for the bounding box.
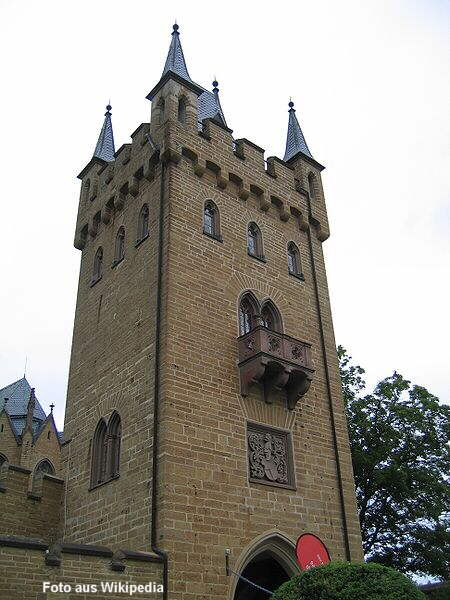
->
(237, 326, 314, 410)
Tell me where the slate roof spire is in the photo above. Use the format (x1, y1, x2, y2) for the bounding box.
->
(147, 24, 229, 129)
(211, 80, 227, 127)
(162, 23, 193, 82)
(93, 104, 115, 162)
(283, 100, 313, 162)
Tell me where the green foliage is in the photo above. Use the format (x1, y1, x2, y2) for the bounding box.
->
(338, 346, 450, 579)
(272, 561, 425, 600)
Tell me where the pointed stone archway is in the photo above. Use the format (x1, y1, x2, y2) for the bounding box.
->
(231, 533, 299, 600)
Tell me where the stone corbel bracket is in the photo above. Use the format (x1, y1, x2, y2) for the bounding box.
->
(239, 355, 313, 411)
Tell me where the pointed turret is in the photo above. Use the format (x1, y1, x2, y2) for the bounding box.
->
(211, 80, 227, 127)
(147, 25, 229, 129)
(283, 101, 313, 162)
(93, 104, 115, 162)
(162, 23, 193, 82)
(147, 24, 204, 100)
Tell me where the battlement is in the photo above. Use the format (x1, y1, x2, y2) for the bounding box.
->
(0, 464, 63, 542)
(74, 102, 329, 252)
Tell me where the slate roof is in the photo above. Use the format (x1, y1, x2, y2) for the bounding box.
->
(93, 105, 115, 162)
(0, 377, 46, 421)
(0, 377, 62, 440)
(283, 102, 313, 162)
(161, 24, 227, 128)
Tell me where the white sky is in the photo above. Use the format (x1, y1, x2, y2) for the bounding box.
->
(0, 0, 449, 430)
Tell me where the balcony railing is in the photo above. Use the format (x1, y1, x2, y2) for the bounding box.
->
(237, 326, 314, 410)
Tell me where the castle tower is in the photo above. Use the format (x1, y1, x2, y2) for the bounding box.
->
(63, 24, 363, 598)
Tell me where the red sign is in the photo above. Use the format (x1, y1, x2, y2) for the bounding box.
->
(295, 534, 331, 570)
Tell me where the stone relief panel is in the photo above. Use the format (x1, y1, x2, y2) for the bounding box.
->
(247, 422, 295, 489)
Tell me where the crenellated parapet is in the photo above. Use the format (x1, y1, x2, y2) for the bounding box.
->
(75, 106, 329, 253)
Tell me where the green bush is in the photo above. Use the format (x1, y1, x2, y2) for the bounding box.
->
(272, 561, 426, 600)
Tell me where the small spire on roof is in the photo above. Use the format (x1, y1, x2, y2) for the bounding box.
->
(93, 103, 115, 162)
(283, 100, 313, 162)
(210, 79, 227, 127)
(162, 22, 193, 82)
(50, 403, 54, 413)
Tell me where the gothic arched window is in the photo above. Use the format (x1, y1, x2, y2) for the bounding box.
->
(261, 301, 282, 333)
(287, 242, 303, 278)
(203, 201, 220, 239)
(239, 294, 259, 336)
(178, 97, 187, 123)
(84, 178, 91, 202)
(308, 173, 316, 200)
(91, 419, 107, 487)
(92, 247, 103, 284)
(157, 98, 165, 125)
(137, 204, 149, 242)
(107, 412, 121, 479)
(114, 227, 125, 264)
(247, 223, 263, 259)
(34, 459, 55, 476)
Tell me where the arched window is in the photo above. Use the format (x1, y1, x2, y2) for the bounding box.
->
(203, 201, 220, 239)
(114, 227, 125, 264)
(34, 459, 55, 476)
(107, 412, 121, 479)
(308, 173, 316, 200)
(92, 247, 103, 283)
(247, 223, 263, 259)
(137, 204, 149, 242)
(239, 294, 259, 336)
(156, 98, 165, 125)
(178, 97, 187, 123)
(91, 419, 107, 487)
(84, 179, 91, 202)
(287, 242, 303, 278)
(260, 301, 282, 333)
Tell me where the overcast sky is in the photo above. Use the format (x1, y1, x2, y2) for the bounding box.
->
(0, 0, 448, 429)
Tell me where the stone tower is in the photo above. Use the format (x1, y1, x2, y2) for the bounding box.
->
(62, 24, 363, 599)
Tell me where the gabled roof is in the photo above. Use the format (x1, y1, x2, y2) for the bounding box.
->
(93, 105, 115, 162)
(0, 377, 46, 421)
(283, 101, 313, 162)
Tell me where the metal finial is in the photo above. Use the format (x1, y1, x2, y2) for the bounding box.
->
(105, 103, 112, 116)
(212, 79, 219, 93)
(172, 23, 179, 33)
(288, 99, 294, 109)
(50, 403, 54, 413)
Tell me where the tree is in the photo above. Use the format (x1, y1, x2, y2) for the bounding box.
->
(271, 562, 426, 600)
(338, 346, 450, 580)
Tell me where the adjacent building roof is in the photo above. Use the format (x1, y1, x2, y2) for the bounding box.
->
(0, 377, 61, 441)
(283, 101, 313, 162)
(0, 377, 46, 421)
(93, 105, 115, 162)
